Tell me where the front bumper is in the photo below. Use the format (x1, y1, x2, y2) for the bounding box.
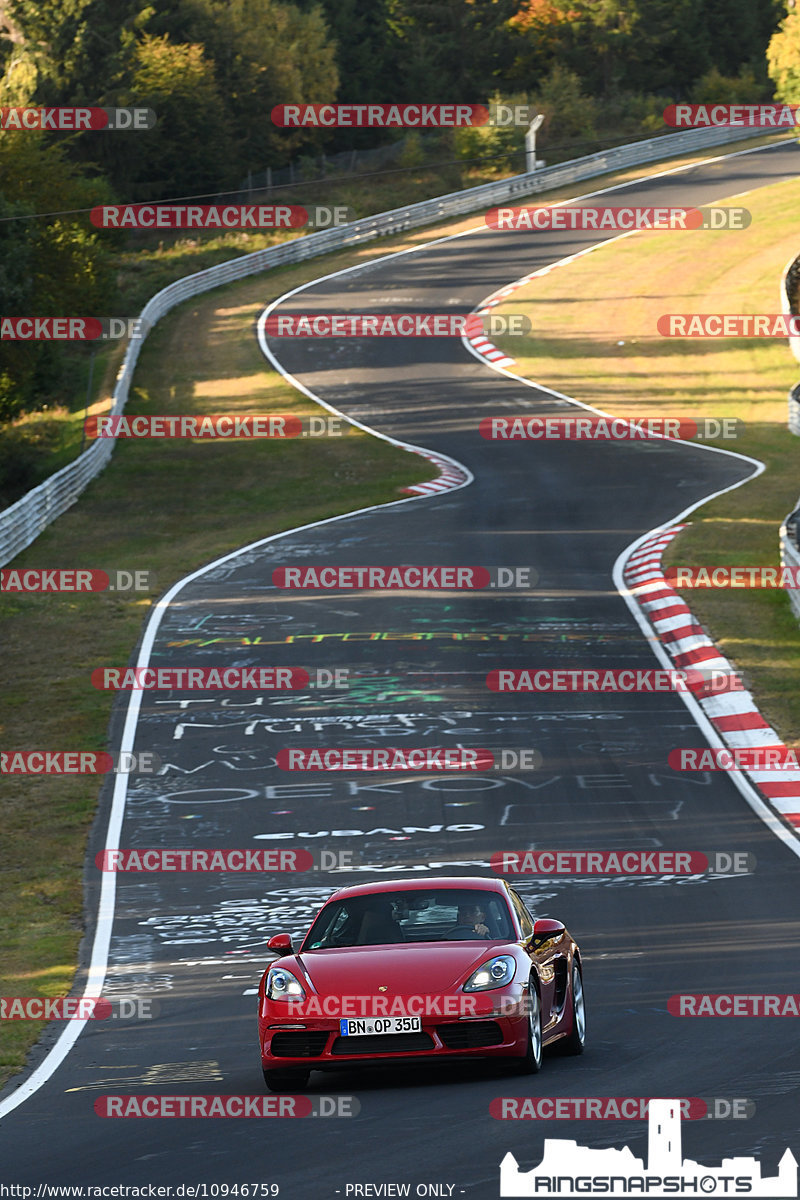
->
(259, 1007, 529, 1070)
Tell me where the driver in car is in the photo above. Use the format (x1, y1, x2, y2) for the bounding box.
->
(455, 902, 491, 939)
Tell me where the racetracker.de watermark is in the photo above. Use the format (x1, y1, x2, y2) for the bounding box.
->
(1, 750, 160, 775)
(271, 565, 537, 589)
(90, 205, 352, 229)
(0, 996, 157, 1019)
(83, 415, 347, 439)
(669, 747, 800, 771)
(664, 103, 800, 127)
(90, 667, 311, 690)
(669, 994, 800, 1016)
(273, 994, 522, 1019)
(491, 850, 754, 875)
(0, 318, 149, 341)
(0, 106, 156, 130)
(0, 568, 153, 592)
(480, 416, 741, 440)
(485, 206, 750, 231)
(490, 1097, 754, 1120)
(275, 747, 541, 771)
(95, 1095, 357, 1117)
(263, 312, 530, 337)
(270, 102, 534, 127)
(658, 314, 800, 336)
(486, 669, 743, 694)
(664, 566, 800, 588)
(95, 847, 360, 872)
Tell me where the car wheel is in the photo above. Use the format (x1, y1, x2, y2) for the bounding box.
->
(560, 963, 586, 1055)
(516, 980, 543, 1074)
(262, 1068, 310, 1093)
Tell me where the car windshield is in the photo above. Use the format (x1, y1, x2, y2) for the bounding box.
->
(301, 888, 515, 949)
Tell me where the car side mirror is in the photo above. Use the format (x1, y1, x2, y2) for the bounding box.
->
(528, 918, 566, 947)
(267, 933, 293, 956)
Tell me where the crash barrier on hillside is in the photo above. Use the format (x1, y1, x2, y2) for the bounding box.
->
(0, 122, 769, 567)
(781, 253, 800, 433)
(781, 505, 800, 619)
(789, 382, 800, 438)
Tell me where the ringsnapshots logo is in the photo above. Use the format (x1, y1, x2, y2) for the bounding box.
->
(263, 312, 530, 337)
(90, 205, 353, 230)
(480, 416, 742, 440)
(83, 414, 347, 439)
(271, 102, 535, 128)
(499, 1099, 797, 1197)
(0, 107, 156, 131)
(485, 205, 750, 231)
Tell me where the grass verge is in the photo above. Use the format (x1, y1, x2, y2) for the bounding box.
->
(488, 173, 800, 746)
(0, 129, 793, 1091)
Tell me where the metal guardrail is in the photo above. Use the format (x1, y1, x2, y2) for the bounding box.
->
(0, 121, 767, 566)
(781, 253, 800, 433)
(781, 511, 800, 619)
(779, 254, 800, 603)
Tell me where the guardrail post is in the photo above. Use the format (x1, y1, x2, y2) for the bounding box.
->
(0, 121, 776, 566)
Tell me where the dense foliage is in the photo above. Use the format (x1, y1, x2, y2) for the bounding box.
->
(0, 0, 790, 424)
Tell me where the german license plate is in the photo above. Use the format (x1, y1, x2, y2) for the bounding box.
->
(339, 1016, 422, 1036)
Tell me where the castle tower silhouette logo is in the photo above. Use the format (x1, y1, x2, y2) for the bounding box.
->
(500, 1099, 797, 1197)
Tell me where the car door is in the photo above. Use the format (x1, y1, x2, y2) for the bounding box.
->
(508, 888, 561, 1032)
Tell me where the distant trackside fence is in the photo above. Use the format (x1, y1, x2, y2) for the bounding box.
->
(0, 122, 774, 566)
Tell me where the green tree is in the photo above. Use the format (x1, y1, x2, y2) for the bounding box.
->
(315, 0, 394, 103)
(0, 136, 114, 422)
(511, 0, 782, 98)
(691, 66, 768, 104)
(0, 0, 151, 104)
(148, 0, 339, 173)
(385, 0, 524, 103)
(531, 65, 595, 142)
(768, 9, 800, 102)
(114, 34, 236, 197)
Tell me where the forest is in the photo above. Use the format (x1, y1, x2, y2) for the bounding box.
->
(0, 0, 795, 430)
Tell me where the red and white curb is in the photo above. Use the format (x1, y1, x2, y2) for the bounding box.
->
(464, 240, 624, 370)
(402, 448, 470, 495)
(623, 527, 800, 828)
(466, 305, 517, 369)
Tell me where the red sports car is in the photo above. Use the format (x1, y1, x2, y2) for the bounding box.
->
(257, 875, 585, 1091)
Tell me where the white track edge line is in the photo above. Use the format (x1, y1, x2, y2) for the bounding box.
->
(0, 135, 791, 1120)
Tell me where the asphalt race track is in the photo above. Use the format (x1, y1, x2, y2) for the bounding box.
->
(2, 140, 800, 1195)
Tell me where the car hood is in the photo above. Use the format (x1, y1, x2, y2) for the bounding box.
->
(291, 941, 515, 995)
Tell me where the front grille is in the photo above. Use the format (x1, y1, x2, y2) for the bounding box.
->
(269, 1030, 329, 1057)
(436, 1021, 504, 1049)
(330, 1032, 434, 1055)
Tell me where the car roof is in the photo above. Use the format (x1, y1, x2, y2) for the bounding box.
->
(324, 876, 509, 902)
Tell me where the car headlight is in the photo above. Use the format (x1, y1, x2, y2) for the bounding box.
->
(463, 955, 516, 991)
(266, 967, 306, 1001)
